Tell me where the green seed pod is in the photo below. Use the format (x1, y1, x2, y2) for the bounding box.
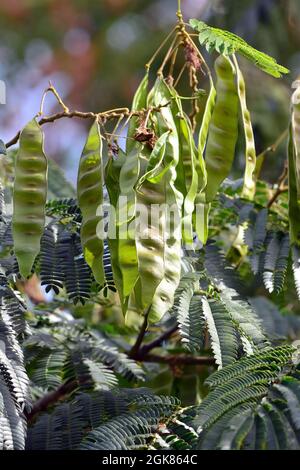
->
(145, 78, 183, 323)
(197, 75, 216, 194)
(105, 149, 126, 305)
(135, 174, 166, 310)
(233, 55, 256, 200)
(77, 119, 105, 285)
(126, 73, 149, 154)
(288, 126, 300, 246)
(148, 175, 182, 323)
(291, 80, 300, 201)
(204, 55, 239, 203)
(12, 118, 48, 278)
(117, 143, 142, 300)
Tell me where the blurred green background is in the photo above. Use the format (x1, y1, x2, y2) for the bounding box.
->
(0, 0, 299, 183)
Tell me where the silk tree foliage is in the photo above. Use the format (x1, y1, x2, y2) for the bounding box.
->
(0, 11, 300, 451)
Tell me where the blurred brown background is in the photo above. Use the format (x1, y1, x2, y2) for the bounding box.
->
(0, 0, 299, 183)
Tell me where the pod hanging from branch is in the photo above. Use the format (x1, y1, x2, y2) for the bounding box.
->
(12, 118, 48, 278)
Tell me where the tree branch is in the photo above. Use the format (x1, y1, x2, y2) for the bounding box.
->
(5, 104, 170, 149)
(132, 352, 215, 366)
(25, 379, 77, 423)
(138, 324, 178, 356)
(128, 307, 150, 358)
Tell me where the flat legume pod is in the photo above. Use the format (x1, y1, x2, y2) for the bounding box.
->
(105, 149, 126, 307)
(117, 143, 142, 300)
(292, 80, 300, 201)
(12, 118, 48, 278)
(233, 55, 256, 200)
(205, 55, 238, 203)
(126, 73, 148, 154)
(288, 126, 300, 246)
(146, 78, 183, 322)
(77, 119, 105, 285)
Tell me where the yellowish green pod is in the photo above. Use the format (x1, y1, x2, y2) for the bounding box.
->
(117, 143, 141, 299)
(233, 55, 257, 200)
(77, 119, 105, 285)
(291, 80, 300, 201)
(12, 118, 48, 278)
(205, 55, 238, 203)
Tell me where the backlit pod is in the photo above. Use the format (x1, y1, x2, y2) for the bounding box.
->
(126, 73, 149, 154)
(105, 149, 126, 305)
(288, 126, 300, 246)
(194, 76, 216, 244)
(148, 173, 182, 323)
(168, 86, 198, 245)
(233, 55, 257, 200)
(204, 55, 239, 203)
(12, 118, 48, 278)
(77, 119, 105, 286)
(147, 78, 183, 322)
(197, 75, 216, 194)
(291, 80, 300, 201)
(289, 81, 300, 247)
(117, 143, 142, 299)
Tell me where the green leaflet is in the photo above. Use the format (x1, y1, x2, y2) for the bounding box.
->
(233, 56, 257, 200)
(118, 143, 142, 299)
(126, 73, 149, 154)
(12, 118, 48, 278)
(288, 126, 300, 246)
(190, 19, 289, 78)
(204, 55, 239, 203)
(77, 119, 105, 285)
(291, 81, 300, 201)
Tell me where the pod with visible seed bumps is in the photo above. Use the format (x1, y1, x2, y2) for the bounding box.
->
(12, 118, 48, 278)
(77, 119, 105, 285)
(205, 55, 239, 203)
(233, 55, 256, 200)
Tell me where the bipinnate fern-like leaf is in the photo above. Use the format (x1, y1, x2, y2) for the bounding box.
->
(26, 389, 194, 451)
(292, 245, 300, 300)
(40, 223, 64, 294)
(0, 275, 29, 449)
(193, 345, 300, 450)
(189, 19, 289, 78)
(202, 297, 238, 369)
(244, 208, 268, 274)
(174, 272, 205, 352)
(263, 231, 290, 293)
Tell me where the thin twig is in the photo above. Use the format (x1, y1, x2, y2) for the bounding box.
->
(128, 307, 150, 358)
(5, 103, 170, 149)
(267, 161, 289, 208)
(254, 128, 289, 180)
(133, 352, 215, 366)
(25, 379, 77, 422)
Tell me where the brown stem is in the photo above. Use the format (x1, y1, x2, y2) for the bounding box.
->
(26, 350, 215, 422)
(128, 307, 150, 358)
(133, 352, 215, 366)
(138, 324, 178, 356)
(25, 379, 77, 423)
(5, 104, 170, 149)
(267, 161, 288, 208)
